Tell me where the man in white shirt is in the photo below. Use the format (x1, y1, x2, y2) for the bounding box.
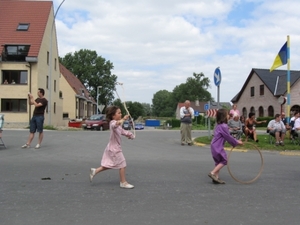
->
(293, 114, 300, 142)
(180, 100, 194, 146)
(289, 111, 299, 139)
(267, 114, 286, 146)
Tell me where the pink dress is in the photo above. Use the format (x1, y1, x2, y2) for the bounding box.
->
(101, 120, 134, 169)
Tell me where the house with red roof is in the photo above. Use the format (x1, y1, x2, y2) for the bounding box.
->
(0, 0, 63, 127)
(59, 63, 96, 120)
(0, 0, 94, 128)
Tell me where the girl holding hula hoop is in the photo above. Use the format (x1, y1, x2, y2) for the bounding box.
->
(208, 109, 243, 184)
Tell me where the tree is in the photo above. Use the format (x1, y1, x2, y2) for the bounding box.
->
(111, 100, 144, 120)
(172, 72, 212, 103)
(141, 103, 152, 116)
(152, 90, 174, 117)
(59, 49, 117, 108)
(126, 101, 145, 120)
(152, 72, 213, 117)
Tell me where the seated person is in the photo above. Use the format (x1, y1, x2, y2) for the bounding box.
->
(240, 115, 246, 133)
(267, 114, 286, 146)
(228, 113, 243, 140)
(281, 112, 291, 131)
(245, 112, 267, 142)
(294, 115, 300, 141)
(289, 111, 299, 139)
(230, 104, 240, 117)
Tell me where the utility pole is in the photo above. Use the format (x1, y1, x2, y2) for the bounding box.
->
(96, 86, 102, 114)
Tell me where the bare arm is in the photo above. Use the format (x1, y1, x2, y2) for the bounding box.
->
(28, 93, 43, 107)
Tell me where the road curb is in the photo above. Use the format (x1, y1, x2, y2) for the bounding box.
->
(280, 151, 300, 156)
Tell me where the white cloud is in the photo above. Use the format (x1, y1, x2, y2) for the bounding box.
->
(54, 0, 300, 104)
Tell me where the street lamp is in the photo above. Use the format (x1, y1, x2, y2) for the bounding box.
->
(97, 86, 102, 114)
(48, 0, 65, 125)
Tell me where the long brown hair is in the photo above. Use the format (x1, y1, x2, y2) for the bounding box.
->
(216, 108, 228, 124)
(105, 106, 120, 123)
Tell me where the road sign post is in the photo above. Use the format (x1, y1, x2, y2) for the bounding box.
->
(214, 67, 222, 109)
(194, 111, 199, 127)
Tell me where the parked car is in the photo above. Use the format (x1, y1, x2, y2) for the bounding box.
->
(134, 123, 144, 130)
(81, 114, 109, 131)
(122, 121, 132, 130)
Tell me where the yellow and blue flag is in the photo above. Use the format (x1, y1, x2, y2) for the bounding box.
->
(270, 42, 287, 72)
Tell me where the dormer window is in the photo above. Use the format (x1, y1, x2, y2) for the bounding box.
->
(17, 23, 29, 31)
(4, 45, 30, 61)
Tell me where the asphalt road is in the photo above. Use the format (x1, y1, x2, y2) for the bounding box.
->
(0, 129, 299, 225)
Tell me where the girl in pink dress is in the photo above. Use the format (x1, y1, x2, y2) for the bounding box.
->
(89, 106, 135, 189)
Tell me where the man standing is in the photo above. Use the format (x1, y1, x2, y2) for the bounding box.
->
(180, 100, 194, 146)
(22, 88, 48, 149)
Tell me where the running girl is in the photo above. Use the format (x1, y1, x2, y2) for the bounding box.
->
(90, 106, 135, 189)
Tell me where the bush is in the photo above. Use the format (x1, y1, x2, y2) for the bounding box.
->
(166, 119, 181, 128)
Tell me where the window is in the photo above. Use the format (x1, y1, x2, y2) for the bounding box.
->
(54, 58, 57, 70)
(59, 91, 63, 98)
(63, 113, 69, 119)
(268, 106, 274, 117)
(46, 76, 49, 89)
(3, 45, 30, 61)
(47, 51, 49, 65)
(242, 107, 247, 118)
(258, 106, 264, 117)
(17, 23, 29, 31)
(54, 80, 56, 92)
(54, 102, 56, 114)
(260, 85, 264, 96)
(2, 70, 28, 84)
(1, 99, 27, 112)
(250, 86, 255, 97)
(250, 107, 255, 114)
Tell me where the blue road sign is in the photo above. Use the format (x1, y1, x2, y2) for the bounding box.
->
(194, 111, 199, 117)
(214, 67, 222, 86)
(204, 104, 209, 111)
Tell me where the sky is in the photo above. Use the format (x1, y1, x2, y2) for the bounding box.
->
(53, 0, 300, 105)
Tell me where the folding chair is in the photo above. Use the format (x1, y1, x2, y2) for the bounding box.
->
(0, 129, 6, 149)
(267, 129, 275, 144)
(290, 130, 300, 145)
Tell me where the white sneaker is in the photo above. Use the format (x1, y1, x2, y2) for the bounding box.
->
(90, 168, 96, 182)
(35, 144, 40, 149)
(21, 144, 30, 148)
(120, 182, 134, 189)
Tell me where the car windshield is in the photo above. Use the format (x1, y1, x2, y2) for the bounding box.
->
(90, 115, 104, 120)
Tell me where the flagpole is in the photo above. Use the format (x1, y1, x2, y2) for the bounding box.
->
(286, 35, 290, 124)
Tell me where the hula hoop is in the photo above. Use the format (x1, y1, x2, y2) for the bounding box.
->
(227, 142, 264, 184)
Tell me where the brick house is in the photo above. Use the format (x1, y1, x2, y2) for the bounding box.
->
(231, 68, 300, 118)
